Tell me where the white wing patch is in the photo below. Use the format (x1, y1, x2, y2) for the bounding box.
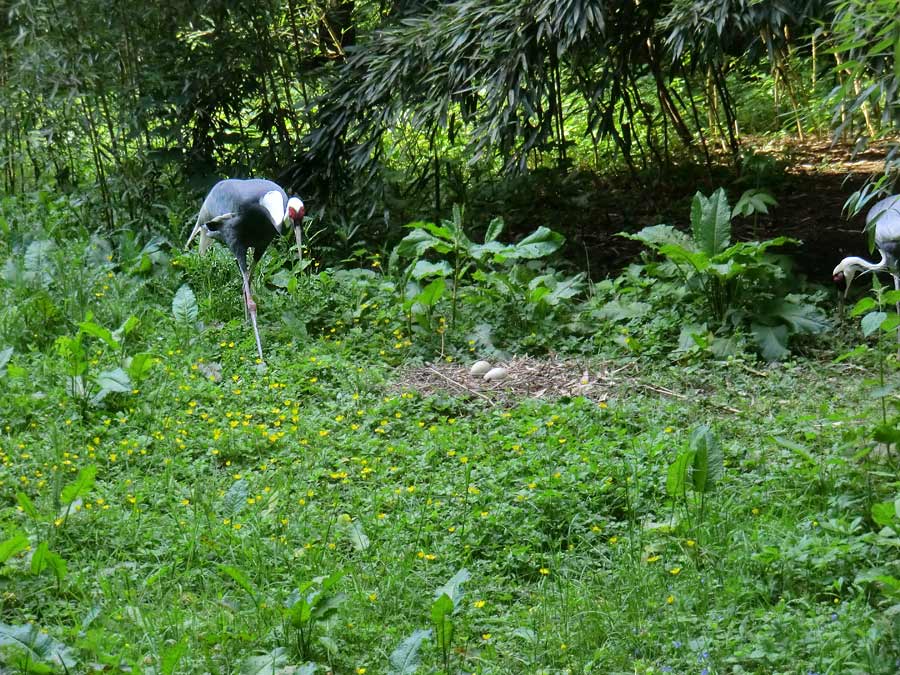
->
(261, 191, 286, 228)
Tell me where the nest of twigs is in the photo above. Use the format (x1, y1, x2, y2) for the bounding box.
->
(395, 355, 638, 407)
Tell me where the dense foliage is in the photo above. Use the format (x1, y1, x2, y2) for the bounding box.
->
(3, 0, 898, 240)
(3, 2, 900, 673)
(2, 189, 900, 673)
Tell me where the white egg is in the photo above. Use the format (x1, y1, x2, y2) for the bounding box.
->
(469, 360, 492, 376)
(483, 367, 508, 382)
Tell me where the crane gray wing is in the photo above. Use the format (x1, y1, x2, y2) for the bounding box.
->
(185, 178, 288, 251)
(871, 196, 900, 265)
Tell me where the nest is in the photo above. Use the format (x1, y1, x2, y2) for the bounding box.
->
(395, 355, 638, 406)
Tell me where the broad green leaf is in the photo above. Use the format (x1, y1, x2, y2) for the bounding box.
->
(509, 227, 564, 259)
(658, 244, 710, 272)
(0, 622, 77, 669)
(622, 224, 694, 250)
(833, 343, 868, 363)
(484, 217, 504, 242)
(218, 564, 259, 604)
(410, 260, 452, 280)
(850, 297, 877, 317)
(317, 568, 347, 593)
(690, 426, 723, 493)
(691, 188, 731, 255)
(60, 465, 96, 505)
(16, 492, 39, 520)
(468, 241, 510, 261)
(238, 647, 289, 675)
(769, 300, 830, 334)
(880, 290, 900, 305)
(430, 593, 454, 651)
(773, 436, 817, 466)
(881, 313, 900, 334)
(221, 479, 249, 517)
(543, 274, 585, 304)
(433, 567, 470, 609)
(310, 592, 347, 621)
(161, 638, 188, 675)
(676, 324, 707, 352)
(127, 353, 154, 381)
(0, 346, 12, 376)
(871, 500, 897, 526)
(714, 236, 795, 261)
(340, 517, 370, 551)
(389, 629, 432, 675)
(861, 311, 887, 336)
(23, 240, 56, 287)
(418, 221, 455, 242)
(270, 269, 293, 288)
(708, 260, 746, 279)
(595, 300, 652, 321)
(30, 542, 66, 582)
(395, 228, 447, 258)
(115, 315, 140, 339)
(732, 189, 777, 218)
(0, 532, 29, 563)
(708, 336, 740, 358)
(752, 324, 789, 362)
(79, 320, 119, 349)
(666, 451, 694, 497)
(415, 278, 445, 308)
(93, 368, 132, 403)
(172, 284, 198, 324)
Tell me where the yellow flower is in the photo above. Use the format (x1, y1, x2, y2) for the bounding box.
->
(685, 539, 696, 547)
(180, 498, 190, 506)
(482, 633, 491, 641)
(608, 536, 618, 544)
(539, 567, 550, 575)
(473, 600, 486, 608)
(666, 595, 675, 604)
(646, 555, 660, 563)
(669, 567, 681, 575)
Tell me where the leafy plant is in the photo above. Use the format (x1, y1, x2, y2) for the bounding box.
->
(624, 188, 828, 360)
(388, 629, 431, 675)
(0, 622, 78, 673)
(54, 314, 142, 407)
(392, 204, 579, 350)
(666, 425, 724, 539)
(284, 570, 347, 661)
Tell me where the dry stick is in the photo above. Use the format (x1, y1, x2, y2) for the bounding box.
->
(424, 365, 496, 406)
(635, 381, 741, 414)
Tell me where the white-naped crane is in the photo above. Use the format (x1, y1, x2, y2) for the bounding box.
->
(833, 194, 900, 298)
(185, 178, 305, 361)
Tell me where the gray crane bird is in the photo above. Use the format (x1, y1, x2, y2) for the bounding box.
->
(185, 178, 305, 361)
(833, 195, 900, 299)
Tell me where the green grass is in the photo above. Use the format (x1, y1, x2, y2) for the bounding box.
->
(2, 223, 899, 674)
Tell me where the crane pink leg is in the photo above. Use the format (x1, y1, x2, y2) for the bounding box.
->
(241, 270, 265, 361)
(893, 274, 900, 345)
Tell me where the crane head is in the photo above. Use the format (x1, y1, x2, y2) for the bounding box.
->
(287, 197, 305, 225)
(286, 197, 306, 263)
(832, 258, 859, 298)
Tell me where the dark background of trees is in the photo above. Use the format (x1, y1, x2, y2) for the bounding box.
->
(2, 0, 898, 253)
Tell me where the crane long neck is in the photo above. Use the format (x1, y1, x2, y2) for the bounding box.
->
(848, 251, 890, 274)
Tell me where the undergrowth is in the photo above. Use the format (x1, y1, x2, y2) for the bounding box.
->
(1, 193, 898, 674)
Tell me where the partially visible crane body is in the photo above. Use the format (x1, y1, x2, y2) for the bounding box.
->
(833, 195, 900, 294)
(186, 178, 305, 361)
